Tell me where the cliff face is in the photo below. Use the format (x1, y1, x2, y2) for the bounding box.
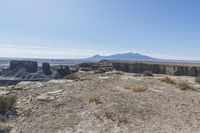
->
(10, 60, 38, 73)
(110, 61, 200, 76)
(0, 60, 74, 86)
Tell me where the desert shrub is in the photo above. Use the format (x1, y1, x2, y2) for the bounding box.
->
(143, 71, 153, 77)
(124, 85, 148, 92)
(132, 85, 148, 92)
(88, 95, 101, 104)
(195, 76, 200, 84)
(104, 108, 114, 120)
(0, 96, 17, 116)
(0, 122, 11, 133)
(176, 82, 195, 90)
(160, 76, 176, 85)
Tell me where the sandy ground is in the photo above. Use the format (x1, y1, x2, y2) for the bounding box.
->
(2, 70, 200, 133)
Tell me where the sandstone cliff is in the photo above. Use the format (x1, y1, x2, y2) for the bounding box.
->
(107, 61, 200, 76)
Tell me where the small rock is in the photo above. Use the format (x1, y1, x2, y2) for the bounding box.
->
(36, 94, 54, 101)
(47, 89, 63, 95)
(99, 76, 111, 80)
(36, 89, 63, 101)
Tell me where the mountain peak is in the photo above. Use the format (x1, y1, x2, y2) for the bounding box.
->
(92, 54, 101, 58)
(86, 52, 158, 61)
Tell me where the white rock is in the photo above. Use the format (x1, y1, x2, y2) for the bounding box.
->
(99, 76, 111, 79)
(48, 80, 73, 84)
(47, 89, 63, 95)
(36, 94, 54, 101)
(36, 89, 63, 101)
(0, 91, 10, 96)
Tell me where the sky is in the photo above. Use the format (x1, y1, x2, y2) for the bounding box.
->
(0, 0, 200, 60)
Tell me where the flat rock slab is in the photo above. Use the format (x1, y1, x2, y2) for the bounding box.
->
(47, 89, 63, 95)
(48, 80, 74, 84)
(36, 89, 63, 101)
(36, 94, 54, 101)
(99, 76, 111, 80)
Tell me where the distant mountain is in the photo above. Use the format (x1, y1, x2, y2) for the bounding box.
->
(85, 52, 159, 61)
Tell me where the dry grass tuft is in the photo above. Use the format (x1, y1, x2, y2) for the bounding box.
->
(104, 108, 114, 120)
(88, 95, 101, 104)
(176, 81, 195, 90)
(29, 92, 39, 97)
(118, 114, 128, 124)
(124, 86, 131, 90)
(160, 77, 196, 91)
(160, 76, 176, 85)
(132, 85, 148, 92)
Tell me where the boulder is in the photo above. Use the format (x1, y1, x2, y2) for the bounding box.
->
(10, 60, 38, 73)
(42, 63, 52, 75)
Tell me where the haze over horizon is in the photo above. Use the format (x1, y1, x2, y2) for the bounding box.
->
(0, 0, 200, 60)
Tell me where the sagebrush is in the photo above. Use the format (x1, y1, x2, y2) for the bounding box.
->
(0, 96, 17, 115)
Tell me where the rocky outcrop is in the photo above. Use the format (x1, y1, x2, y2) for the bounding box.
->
(52, 66, 71, 78)
(79, 62, 96, 68)
(10, 60, 38, 73)
(106, 61, 200, 77)
(42, 63, 52, 75)
(172, 66, 199, 76)
(0, 61, 74, 86)
(79, 62, 113, 72)
(112, 62, 165, 74)
(57, 66, 71, 77)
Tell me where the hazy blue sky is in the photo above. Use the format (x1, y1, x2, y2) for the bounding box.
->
(0, 0, 200, 59)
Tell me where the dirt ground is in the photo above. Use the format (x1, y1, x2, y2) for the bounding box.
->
(3, 70, 200, 133)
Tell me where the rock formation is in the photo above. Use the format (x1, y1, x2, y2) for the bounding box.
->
(0, 60, 73, 85)
(52, 66, 71, 78)
(79, 62, 113, 72)
(104, 61, 200, 77)
(42, 63, 52, 75)
(10, 60, 38, 73)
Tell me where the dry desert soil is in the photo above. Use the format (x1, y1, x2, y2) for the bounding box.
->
(2, 70, 200, 133)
